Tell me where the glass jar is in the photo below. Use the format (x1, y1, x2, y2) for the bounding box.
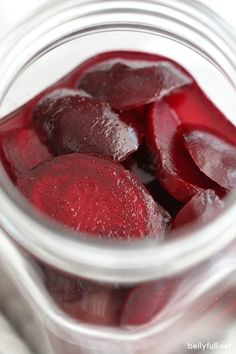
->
(0, 1, 236, 353)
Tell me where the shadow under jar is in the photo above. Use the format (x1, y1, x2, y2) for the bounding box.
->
(0, 1, 236, 354)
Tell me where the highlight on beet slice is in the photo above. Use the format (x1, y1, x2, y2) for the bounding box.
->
(165, 84, 236, 146)
(32, 89, 139, 162)
(1, 128, 52, 177)
(183, 130, 236, 190)
(18, 153, 171, 240)
(77, 58, 192, 110)
(120, 280, 175, 326)
(147, 101, 219, 202)
(172, 190, 224, 230)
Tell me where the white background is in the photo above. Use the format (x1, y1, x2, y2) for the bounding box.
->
(0, 1, 236, 354)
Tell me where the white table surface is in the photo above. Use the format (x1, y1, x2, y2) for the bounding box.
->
(0, 1, 236, 354)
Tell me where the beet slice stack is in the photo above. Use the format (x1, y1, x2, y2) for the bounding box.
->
(32, 89, 139, 162)
(146, 101, 219, 202)
(0, 49, 234, 331)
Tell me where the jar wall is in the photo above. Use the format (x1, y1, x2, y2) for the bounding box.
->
(1, 229, 236, 354)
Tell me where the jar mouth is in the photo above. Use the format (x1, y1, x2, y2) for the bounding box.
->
(0, 0, 236, 284)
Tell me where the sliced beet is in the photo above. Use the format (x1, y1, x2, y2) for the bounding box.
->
(60, 285, 125, 326)
(42, 266, 93, 303)
(18, 153, 170, 240)
(123, 144, 183, 216)
(77, 59, 192, 110)
(0, 52, 189, 134)
(172, 189, 224, 229)
(165, 84, 236, 146)
(1, 128, 52, 177)
(183, 130, 236, 190)
(147, 101, 219, 202)
(32, 89, 139, 162)
(121, 280, 175, 326)
(41, 264, 125, 326)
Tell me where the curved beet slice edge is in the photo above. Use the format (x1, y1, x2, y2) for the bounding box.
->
(18, 153, 170, 240)
(119, 109, 145, 145)
(147, 101, 220, 202)
(77, 58, 192, 110)
(183, 130, 236, 190)
(172, 189, 224, 229)
(165, 84, 236, 146)
(1, 128, 52, 178)
(32, 89, 139, 162)
(123, 144, 183, 216)
(121, 280, 176, 326)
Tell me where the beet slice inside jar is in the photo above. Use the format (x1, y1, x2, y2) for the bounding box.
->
(32, 89, 139, 162)
(121, 280, 175, 326)
(172, 189, 224, 230)
(77, 58, 192, 110)
(1, 128, 52, 178)
(18, 153, 170, 240)
(165, 84, 236, 146)
(42, 265, 125, 326)
(183, 130, 236, 190)
(60, 285, 125, 326)
(42, 266, 93, 303)
(123, 144, 183, 216)
(147, 101, 219, 202)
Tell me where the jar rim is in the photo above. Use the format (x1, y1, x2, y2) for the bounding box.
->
(0, 0, 236, 284)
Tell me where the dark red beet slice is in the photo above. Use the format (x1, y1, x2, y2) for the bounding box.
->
(147, 101, 219, 202)
(121, 280, 175, 326)
(18, 153, 170, 239)
(60, 285, 125, 326)
(41, 266, 93, 303)
(165, 84, 236, 146)
(77, 59, 192, 110)
(184, 130, 236, 190)
(32, 89, 139, 162)
(1, 128, 52, 177)
(172, 189, 224, 229)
